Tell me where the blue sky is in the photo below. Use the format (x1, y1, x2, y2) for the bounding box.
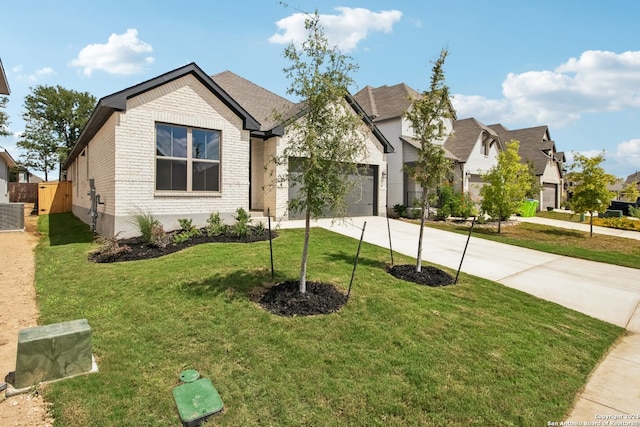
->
(1, 0, 639, 179)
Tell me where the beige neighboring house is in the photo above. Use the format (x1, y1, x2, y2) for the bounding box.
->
(625, 171, 640, 191)
(488, 124, 565, 210)
(354, 83, 456, 208)
(62, 63, 392, 237)
(354, 84, 510, 209)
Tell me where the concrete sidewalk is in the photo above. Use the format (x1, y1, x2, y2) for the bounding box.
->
(278, 215, 640, 421)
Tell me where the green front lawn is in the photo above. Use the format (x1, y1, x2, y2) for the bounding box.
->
(35, 213, 622, 426)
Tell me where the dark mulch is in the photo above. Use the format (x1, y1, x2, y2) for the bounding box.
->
(388, 264, 454, 287)
(89, 229, 276, 263)
(259, 280, 348, 317)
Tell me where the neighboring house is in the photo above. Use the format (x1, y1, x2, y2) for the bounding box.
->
(354, 84, 455, 208)
(488, 124, 564, 210)
(12, 166, 44, 183)
(625, 171, 640, 191)
(1, 149, 17, 203)
(445, 118, 503, 203)
(62, 63, 392, 237)
(0, 57, 9, 95)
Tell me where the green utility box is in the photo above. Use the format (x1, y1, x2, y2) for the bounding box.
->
(173, 371, 224, 427)
(520, 199, 539, 217)
(14, 319, 93, 389)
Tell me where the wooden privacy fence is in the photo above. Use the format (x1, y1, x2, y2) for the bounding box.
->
(38, 181, 72, 215)
(9, 182, 39, 203)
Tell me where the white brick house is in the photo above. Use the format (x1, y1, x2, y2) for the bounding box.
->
(63, 63, 392, 237)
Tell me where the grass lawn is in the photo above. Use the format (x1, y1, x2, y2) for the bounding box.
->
(422, 218, 640, 269)
(35, 213, 622, 426)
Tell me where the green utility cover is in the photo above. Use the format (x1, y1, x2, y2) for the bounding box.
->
(14, 319, 93, 389)
(173, 378, 224, 425)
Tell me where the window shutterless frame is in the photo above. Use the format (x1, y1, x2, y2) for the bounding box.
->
(155, 123, 221, 192)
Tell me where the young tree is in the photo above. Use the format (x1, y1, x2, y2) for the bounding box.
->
(403, 48, 454, 272)
(0, 96, 10, 137)
(20, 85, 95, 171)
(567, 151, 617, 237)
(16, 119, 59, 181)
(275, 11, 367, 293)
(621, 181, 639, 202)
(480, 140, 532, 233)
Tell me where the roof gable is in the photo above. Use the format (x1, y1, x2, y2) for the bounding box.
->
(64, 63, 260, 169)
(445, 118, 500, 162)
(354, 83, 418, 122)
(488, 124, 559, 175)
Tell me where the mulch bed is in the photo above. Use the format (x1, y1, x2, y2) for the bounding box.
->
(388, 264, 454, 287)
(259, 280, 348, 317)
(89, 229, 275, 263)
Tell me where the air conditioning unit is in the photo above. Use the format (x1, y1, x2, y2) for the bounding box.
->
(0, 203, 24, 231)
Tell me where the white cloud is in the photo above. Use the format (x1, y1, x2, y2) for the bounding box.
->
(612, 139, 640, 168)
(269, 7, 402, 53)
(70, 29, 154, 76)
(453, 50, 640, 128)
(12, 65, 56, 82)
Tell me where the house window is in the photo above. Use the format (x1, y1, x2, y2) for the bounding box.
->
(156, 124, 221, 192)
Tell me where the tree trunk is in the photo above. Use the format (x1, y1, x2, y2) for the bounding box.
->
(498, 218, 502, 233)
(589, 211, 593, 237)
(416, 191, 428, 273)
(299, 208, 311, 293)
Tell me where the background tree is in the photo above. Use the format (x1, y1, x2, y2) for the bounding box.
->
(403, 48, 454, 272)
(567, 151, 617, 237)
(480, 140, 531, 233)
(16, 119, 59, 181)
(0, 96, 10, 137)
(275, 11, 367, 293)
(621, 181, 639, 202)
(19, 85, 95, 175)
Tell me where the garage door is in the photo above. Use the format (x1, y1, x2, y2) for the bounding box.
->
(288, 160, 377, 219)
(543, 184, 557, 210)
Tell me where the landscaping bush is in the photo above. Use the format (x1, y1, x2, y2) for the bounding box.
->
(393, 203, 407, 218)
(437, 186, 477, 220)
(132, 209, 168, 248)
(233, 207, 252, 238)
(205, 211, 228, 236)
(630, 205, 640, 219)
(591, 216, 640, 231)
(173, 218, 202, 243)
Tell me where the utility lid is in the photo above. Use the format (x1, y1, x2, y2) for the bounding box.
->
(179, 369, 200, 383)
(173, 378, 224, 423)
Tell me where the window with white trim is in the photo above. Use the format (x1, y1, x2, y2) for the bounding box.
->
(155, 123, 221, 192)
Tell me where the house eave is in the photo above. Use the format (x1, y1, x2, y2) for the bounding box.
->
(63, 62, 261, 171)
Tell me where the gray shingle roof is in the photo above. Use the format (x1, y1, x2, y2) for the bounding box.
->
(444, 117, 501, 162)
(626, 171, 640, 184)
(400, 136, 458, 160)
(211, 71, 294, 132)
(353, 83, 419, 122)
(487, 124, 559, 176)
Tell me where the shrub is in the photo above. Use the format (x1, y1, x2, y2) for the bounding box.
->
(437, 187, 477, 220)
(393, 204, 407, 218)
(233, 207, 252, 238)
(205, 212, 228, 236)
(133, 209, 168, 247)
(630, 206, 640, 219)
(591, 216, 640, 231)
(254, 221, 266, 236)
(173, 218, 201, 243)
(92, 234, 131, 262)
